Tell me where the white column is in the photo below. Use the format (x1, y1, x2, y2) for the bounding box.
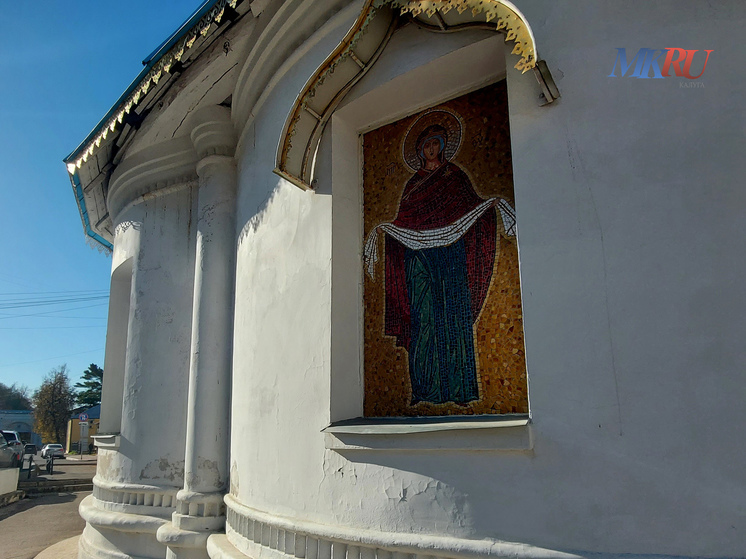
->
(158, 106, 237, 559)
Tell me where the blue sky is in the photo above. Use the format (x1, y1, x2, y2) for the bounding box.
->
(0, 1, 201, 394)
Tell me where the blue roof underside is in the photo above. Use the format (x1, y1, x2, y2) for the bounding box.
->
(64, 0, 224, 250)
(71, 171, 114, 251)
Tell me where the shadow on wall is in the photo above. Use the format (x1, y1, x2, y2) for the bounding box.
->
(237, 174, 328, 248)
(237, 177, 284, 246)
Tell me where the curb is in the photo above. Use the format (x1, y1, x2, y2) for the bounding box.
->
(18, 478, 94, 495)
(0, 489, 24, 508)
(24, 483, 93, 494)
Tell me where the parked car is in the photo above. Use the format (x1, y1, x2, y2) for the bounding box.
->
(0, 440, 18, 468)
(41, 444, 65, 459)
(1, 431, 23, 465)
(23, 444, 37, 455)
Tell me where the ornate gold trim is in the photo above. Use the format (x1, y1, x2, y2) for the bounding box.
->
(67, 0, 239, 173)
(384, 0, 535, 72)
(275, 0, 544, 191)
(275, 1, 397, 191)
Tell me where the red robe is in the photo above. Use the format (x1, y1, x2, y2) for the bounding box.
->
(384, 162, 497, 350)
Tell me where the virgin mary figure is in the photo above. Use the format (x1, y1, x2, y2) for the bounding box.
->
(365, 109, 516, 406)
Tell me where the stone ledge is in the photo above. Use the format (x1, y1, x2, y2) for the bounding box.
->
(322, 415, 532, 451)
(92, 434, 121, 449)
(324, 414, 529, 434)
(93, 476, 178, 510)
(223, 494, 582, 559)
(157, 522, 211, 548)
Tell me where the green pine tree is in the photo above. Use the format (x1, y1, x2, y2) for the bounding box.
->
(74, 363, 104, 408)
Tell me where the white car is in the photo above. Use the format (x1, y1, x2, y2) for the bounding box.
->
(0, 440, 18, 468)
(1, 431, 23, 465)
(41, 444, 65, 459)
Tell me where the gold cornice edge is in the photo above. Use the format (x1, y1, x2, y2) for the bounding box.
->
(383, 0, 536, 73)
(275, 0, 544, 191)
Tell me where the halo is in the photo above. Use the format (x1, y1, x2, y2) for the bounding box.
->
(402, 108, 463, 172)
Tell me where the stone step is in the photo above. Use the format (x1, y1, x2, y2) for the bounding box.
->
(18, 478, 93, 494)
(21, 483, 93, 495)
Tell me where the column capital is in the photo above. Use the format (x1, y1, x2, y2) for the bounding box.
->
(196, 154, 236, 178)
(189, 105, 236, 160)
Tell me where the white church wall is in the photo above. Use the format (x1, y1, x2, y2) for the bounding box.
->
(229, 3, 534, 551)
(501, 1, 746, 556)
(121, 190, 195, 486)
(227, 1, 746, 558)
(70, 1, 745, 558)
(229, 0, 354, 524)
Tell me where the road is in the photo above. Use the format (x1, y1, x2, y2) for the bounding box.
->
(0, 452, 96, 559)
(20, 452, 97, 483)
(0, 491, 86, 559)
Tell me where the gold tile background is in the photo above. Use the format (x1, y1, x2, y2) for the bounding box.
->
(362, 80, 528, 417)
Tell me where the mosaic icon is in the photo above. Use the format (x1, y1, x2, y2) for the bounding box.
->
(363, 81, 527, 417)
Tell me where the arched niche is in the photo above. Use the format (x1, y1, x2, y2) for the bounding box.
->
(274, 0, 559, 191)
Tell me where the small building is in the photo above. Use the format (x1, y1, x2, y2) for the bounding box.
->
(65, 405, 101, 453)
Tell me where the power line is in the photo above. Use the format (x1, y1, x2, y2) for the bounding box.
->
(0, 302, 109, 320)
(0, 325, 106, 330)
(0, 289, 109, 297)
(0, 295, 109, 309)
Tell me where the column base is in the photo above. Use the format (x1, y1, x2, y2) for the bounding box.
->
(157, 490, 227, 559)
(207, 534, 249, 559)
(158, 522, 211, 559)
(78, 495, 169, 559)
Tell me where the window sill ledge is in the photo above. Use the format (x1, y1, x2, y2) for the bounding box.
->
(92, 433, 121, 450)
(322, 415, 531, 451)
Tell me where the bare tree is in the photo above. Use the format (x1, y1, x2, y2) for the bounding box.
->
(33, 365, 75, 444)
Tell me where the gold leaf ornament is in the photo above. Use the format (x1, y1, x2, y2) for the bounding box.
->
(381, 0, 535, 73)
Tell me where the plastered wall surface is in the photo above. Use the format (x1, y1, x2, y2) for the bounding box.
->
(228, 1, 746, 557)
(230, 1, 352, 521)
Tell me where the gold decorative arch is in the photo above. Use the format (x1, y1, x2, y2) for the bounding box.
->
(274, 0, 558, 191)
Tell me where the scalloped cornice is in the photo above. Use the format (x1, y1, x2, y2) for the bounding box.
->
(65, 0, 240, 174)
